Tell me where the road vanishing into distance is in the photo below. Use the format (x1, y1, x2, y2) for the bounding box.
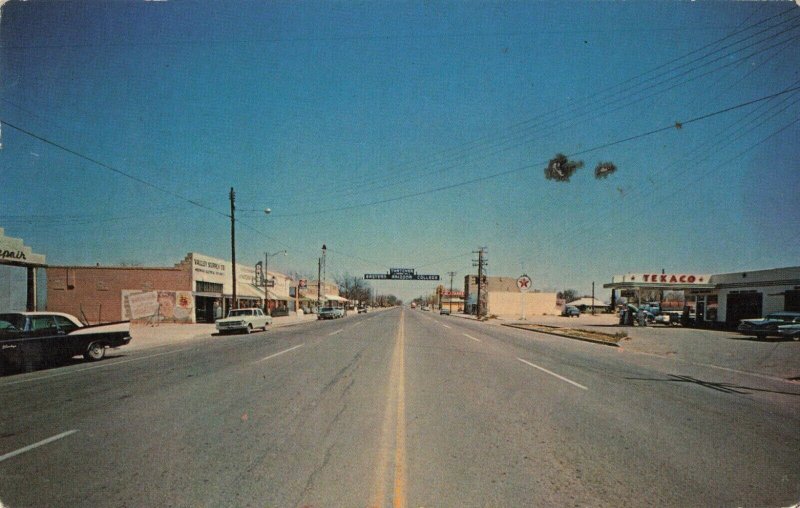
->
(1, 308, 798, 507)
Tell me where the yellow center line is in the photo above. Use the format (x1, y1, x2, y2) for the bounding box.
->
(393, 311, 407, 508)
(370, 308, 407, 508)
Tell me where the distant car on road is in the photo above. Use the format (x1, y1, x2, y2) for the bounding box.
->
(0, 311, 131, 372)
(318, 307, 345, 320)
(737, 311, 800, 339)
(562, 305, 581, 317)
(215, 308, 272, 334)
(357, 306, 368, 314)
(440, 308, 451, 315)
(421, 306, 430, 311)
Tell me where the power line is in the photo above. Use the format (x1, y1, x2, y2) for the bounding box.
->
(269, 9, 800, 206)
(0, 119, 230, 220)
(270, 84, 800, 217)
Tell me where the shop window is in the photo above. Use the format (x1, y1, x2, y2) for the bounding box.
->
(196, 281, 223, 293)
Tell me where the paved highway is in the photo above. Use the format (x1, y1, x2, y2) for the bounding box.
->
(1, 308, 798, 507)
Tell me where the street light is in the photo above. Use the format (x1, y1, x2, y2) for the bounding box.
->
(318, 244, 326, 310)
(264, 249, 287, 315)
(230, 191, 274, 313)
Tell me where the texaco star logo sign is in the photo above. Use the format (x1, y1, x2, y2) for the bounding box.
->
(517, 274, 532, 293)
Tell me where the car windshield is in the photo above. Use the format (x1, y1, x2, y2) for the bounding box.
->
(0, 314, 25, 330)
(3, 2, 799, 507)
(0, 320, 19, 331)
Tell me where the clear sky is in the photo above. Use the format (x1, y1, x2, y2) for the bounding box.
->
(1, 0, 799, 303)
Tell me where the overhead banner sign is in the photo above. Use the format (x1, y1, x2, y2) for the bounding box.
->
(365, 268, 440, 281)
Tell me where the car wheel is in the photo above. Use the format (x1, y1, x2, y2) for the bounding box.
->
(755, 333, 766, 340)
(83, 342, 106, 361)
(245, 324, 253, 334)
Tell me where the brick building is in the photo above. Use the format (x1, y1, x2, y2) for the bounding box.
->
(45, 253, 299, 324)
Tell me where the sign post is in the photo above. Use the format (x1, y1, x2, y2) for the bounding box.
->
(517, 274, 532, 320)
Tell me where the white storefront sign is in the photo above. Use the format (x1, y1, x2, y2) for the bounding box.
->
(612, 273, 712, 285)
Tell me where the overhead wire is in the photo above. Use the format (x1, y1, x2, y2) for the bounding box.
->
(268, 84, 800, 218)
(562, 89, 800, 258)
(268, 9, 800, 206)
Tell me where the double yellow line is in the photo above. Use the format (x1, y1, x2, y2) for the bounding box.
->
(371, 309, 407, 508)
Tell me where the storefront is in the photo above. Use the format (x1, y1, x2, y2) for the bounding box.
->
(45, 252, 296, 324)
(604, 267, 800, 328)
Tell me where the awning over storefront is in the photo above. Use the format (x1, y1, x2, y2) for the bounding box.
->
(324, 294, 348, 303)
(267, 288, 291, 301)
(228, 284, 265, 300)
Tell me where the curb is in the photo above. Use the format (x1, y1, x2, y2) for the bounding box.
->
(502, 323, 621, 348)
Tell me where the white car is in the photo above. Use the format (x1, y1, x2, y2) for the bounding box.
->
(215, 308, 272, 334)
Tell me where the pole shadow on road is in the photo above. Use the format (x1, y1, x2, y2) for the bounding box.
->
(625, 374, 800, 397)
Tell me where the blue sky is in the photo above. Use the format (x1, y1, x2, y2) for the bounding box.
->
(1, 0, 799, 303)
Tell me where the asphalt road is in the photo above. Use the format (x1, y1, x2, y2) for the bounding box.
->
(1, 308, 798, 507)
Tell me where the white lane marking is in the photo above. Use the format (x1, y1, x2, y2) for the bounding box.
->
(517, 358, 588, 390)
(0, 349, 190, 387)
(463, 333, 481, 342)
(0, 430, 78, 463)
(328, 329, 344, 336)
(442, 324, 452, 329)
(257, 344, 304, 362)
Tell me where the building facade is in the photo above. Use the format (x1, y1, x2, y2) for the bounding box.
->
(463, 275, 560, 318)
(604, 267, 800, 328)
(46, 253, 299, 324)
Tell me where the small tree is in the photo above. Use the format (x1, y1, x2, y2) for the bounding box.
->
(557, 289, 579, 303)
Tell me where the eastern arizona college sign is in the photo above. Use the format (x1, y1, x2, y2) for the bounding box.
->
(364, 268, 440, 281)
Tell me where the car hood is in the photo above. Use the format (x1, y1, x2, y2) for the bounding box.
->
(217, 317, 249, 323)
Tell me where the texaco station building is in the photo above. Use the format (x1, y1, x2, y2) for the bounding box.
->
(605, 267, 800, 328)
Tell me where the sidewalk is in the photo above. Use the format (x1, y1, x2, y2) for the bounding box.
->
(127, 312, 318, 351)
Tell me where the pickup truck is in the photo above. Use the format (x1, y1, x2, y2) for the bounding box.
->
(0, 311, 131, 373)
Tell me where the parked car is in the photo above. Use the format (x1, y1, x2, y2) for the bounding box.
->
(737, 311, 800, 339)
(440, 307, 451, 315)
(777, 323, 800, 340)
(318, 307, 345, 320)
(215, 308, 272, 334)
(357, 306, 368, 314)
(562, 305, 581, 317)
(0, 311, 131, 372)
(421, 306, 430, 311)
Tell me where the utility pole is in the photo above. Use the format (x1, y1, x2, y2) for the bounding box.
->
(592, 281, 596, 315)
(230, 187, 237, 312)
(447, 271, 456, 313)
(317, 257, 322, 311)
(322, 244, 327, 305)
(472, 247, 488, 318)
